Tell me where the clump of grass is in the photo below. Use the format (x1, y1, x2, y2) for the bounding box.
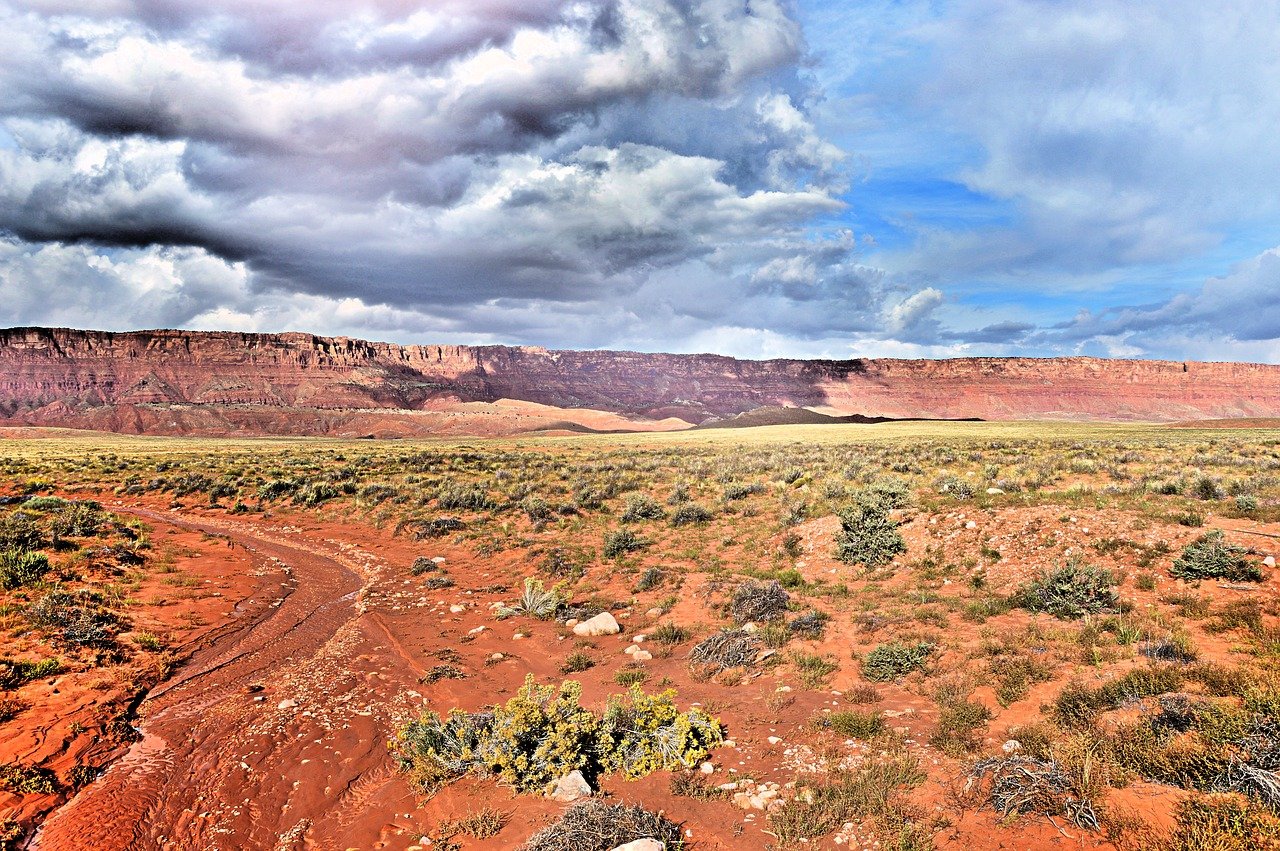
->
(0, 763, 58, 795)
(670, 771, 729, 800)
(1161, 793, 1280, 851)
(767, 753, 928, 847)
(633, 567, 664, 592)
(930, 699, 993, 757)
(1172, 532, 1263, 582)
(438, 807, 510, 840)
(651, 623, 691, 645)
(1016, 557, 1118, 619)
(789, 609, 829, 638)
(823, 709, 886, 739)
(730, 580, 790, 624)
(670, 503, 714, 526)
(0, 549, 50, 590)
(862, 642, 934, 682)
(560, 651, 594, 674)
(520, 800, 684, 851)
(792, 651, 839, 688)
(614, 669, 648, 687)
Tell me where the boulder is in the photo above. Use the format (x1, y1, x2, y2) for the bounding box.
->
(573, 612, 621, 636)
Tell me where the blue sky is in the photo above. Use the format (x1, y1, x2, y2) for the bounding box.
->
(1, 0, 1278, 362)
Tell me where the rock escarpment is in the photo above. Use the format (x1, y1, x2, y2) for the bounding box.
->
(1, 327, 1278, 435)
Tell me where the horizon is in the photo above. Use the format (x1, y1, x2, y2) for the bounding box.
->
(7, 323, 1280, 368)
(1, 2, 1278, 363)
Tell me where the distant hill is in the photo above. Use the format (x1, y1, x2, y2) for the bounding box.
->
(2, 327, 1279, 437)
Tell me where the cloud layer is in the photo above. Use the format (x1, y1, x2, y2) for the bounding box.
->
(1, 0, 1278, 361)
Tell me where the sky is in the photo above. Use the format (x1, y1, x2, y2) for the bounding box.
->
(1, 0, 1278, 362)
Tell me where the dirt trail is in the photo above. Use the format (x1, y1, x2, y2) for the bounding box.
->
(33, 507, 423, 851)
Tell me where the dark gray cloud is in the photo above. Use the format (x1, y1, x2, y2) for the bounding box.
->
(1, 0, 892, 355)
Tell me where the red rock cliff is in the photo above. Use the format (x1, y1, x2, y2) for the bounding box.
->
(1, 327, 1278, 434)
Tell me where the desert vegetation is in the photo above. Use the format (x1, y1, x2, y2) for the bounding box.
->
(2, 421, 1279, 847)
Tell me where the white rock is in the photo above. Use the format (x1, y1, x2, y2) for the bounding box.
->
(449, 605, 465, 614)
(632, 634, 647, 643)
(645, 607, 664, 618)
(632, 650, 653, 662)
(277, 699, 297, 710)
(741, 622, 759, 633)
(1265, 556, 1276, 568)
(767, 736, 783, 745)
(624, 644, 639, 655)
(1002, 740, 1022, 754)
(699, 761, 715, 774)
(609, 840, 664, 851)
(431, 556, 446, 564)
(573, 612, 621, 636)
(965, 520, 977, 529)
(986, 487, 1004, 495)
(549, 770, 592, 802)
(468, 625, 485, 635)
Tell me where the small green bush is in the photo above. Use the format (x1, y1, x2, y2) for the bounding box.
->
(670, 503, 713, 526)
(603, 529, 645, 559)
(825, 709, 885, 739)
(833, 500, 905, 568)
(1172, 532, 1262, 582)
(1017, 558, 1118, 619)
(620, 493, 665, 522)
(0, 512, 43, 552)
(0, 550, 50, 589)
(862, 642, 933, 682)
(0, 657, 61, 690)
(393, 677, 722, 796)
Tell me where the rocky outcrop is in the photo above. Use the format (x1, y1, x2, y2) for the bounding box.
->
(1, 326, 1278, 435)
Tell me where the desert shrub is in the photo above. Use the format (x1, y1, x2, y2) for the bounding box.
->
(614, 669, 648, 687)
(633, 567, 664, 592)
(651, 623, 691, 645)
(25, 590, 123, 647)
(410, 556, 439, 575)
(789, 609, 830, 639)
(1192, 476, 1224, 501)
(0, 550, 49, 590)
(862, 642, 934, 682)
(520, 800, 683, 851)
(0, 512, 42, 552)
(833, 500, 905, 568)
(669, 503, 713, 526)
(438, 807, 509, 841)
(792, 652, 840, 688)
(730, 580, 790, 624)
(394, 677, 721, 796)
(497, 578, 563, 620)
(768, 754, 927, 846)
(937, 475, 976, 500)
(824, 709, 886, 739)
(602, 529, 645, 559)
(1016, 558, 1118, 619)
(1162, 793, 1280, 851)
(723, 482, 764, 501)
(1236, 494, 1260, 513)
(0, 657, 60, 690)
(539, 545, 590, 579)
(1136, 572, 1158, 591)
(1172, 532, 1263, 582)
(596, 686, 724, 778)
(436, 486, 496, 512)
(293, 482, 339, 506)
(520, 496, 552, 522)
(0, 763, 57, 795)
(620, 493, 665, 522)
(0, 697, 26, 723)
(1054, 666, 1186, 727)
(931, 699, 993, 757)
(407, 517, 465, 539)
(48, 501, 104, 540)
(560, 651, 594, 674)
(689, 629, 762, 673)
(990, 654, 1053, 706)
(967, 756, 1099, 831)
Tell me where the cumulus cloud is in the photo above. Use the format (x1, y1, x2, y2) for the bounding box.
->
(0, 0, 892, 353)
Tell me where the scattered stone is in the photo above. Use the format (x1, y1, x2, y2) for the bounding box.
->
(277, 699, 298, 710)
(986, 487, 1004, 495)
(609, 840, 664, 851)
(632, 650, 653, 662)
(449, 604, 465, 614)
(645, 607, 664, 618)
(573, 612, 621, 636)
(1002, 740, 1022, 754)
(549, 769, 592, 802)
(1265, 556, 1276, 568)
(468, 625, 485, 635)
(700, 761, 715, 775)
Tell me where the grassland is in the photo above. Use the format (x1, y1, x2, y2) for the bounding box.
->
(2, 420, 1279, 849)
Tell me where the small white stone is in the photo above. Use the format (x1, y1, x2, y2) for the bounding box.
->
(277, 699, 297, 710)
(1265, 556, 1276, 568)
(631, 650, 653, 662)
(449, 604, 465, 614)
(573, 612, 621, 636)
(699, 761, 715, 774)
(468, 625, 485, 635)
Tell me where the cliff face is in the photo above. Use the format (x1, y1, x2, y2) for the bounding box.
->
(1, 327, 1278, 436)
